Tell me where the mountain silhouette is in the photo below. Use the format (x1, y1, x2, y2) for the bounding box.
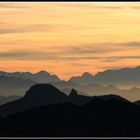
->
(69, 72, 94, 85)
(1, 66, 140, 101)
(0, 84, 68, 117)
(0, 83, 129, 118)
(69, 66, 140, 88)
(69, 89, 93, 105)
(134, 100, 140, 106)
(0, 70, 61, 83)
(2, 65, 140, 89)
(0, 93, 140, 136)
(0, 83, 98, 117)
(69, 89, 78, 96)
(0, 75, 36, 96)
(0, 95, 21, 105)
(31, 71, 60, 83)
(61, 88, 88, 96)
(51, 81, 140, 101)
(1, 73, 140, 102)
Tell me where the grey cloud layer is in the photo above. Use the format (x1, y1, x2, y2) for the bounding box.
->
(65, 42, 140, 55)
(0, 51, 59, 60)
(0, 24, 52, 34)
(0, 42, 140, 61)
(0, 24, 80, 35)
(68, 46, 119, 54)
(121, 42, 140, 47)
(0, 50, 140, 62)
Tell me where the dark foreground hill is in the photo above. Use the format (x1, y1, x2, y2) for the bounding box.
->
(0, 95, 21, 105)
(0, 84, 140, 136)
(0, 96, 140, 137)
(0, 84, 94, 117)
(0, 84, 68, 117)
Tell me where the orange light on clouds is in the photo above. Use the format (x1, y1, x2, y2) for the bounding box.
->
(0, 2, 140, 79)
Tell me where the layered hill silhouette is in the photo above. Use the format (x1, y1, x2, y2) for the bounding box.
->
(1, 73, 140, 102)
(0, 70, 61, 83)
(0, 83, 131, 118)
(51, 81, 140, 102)
(0, 84, 69, 117)
(1, 66, 140, 101)
(0, 84, 140, 136)
(2, 65, 140, 89)
(69, 66, 140, 88)
(0, 75, 36, 96)
(0, 95, 21, 105)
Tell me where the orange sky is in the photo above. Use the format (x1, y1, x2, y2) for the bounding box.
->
(0, 2, 140, 79)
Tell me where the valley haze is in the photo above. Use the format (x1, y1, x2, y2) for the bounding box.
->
(0, 66, 140, 102)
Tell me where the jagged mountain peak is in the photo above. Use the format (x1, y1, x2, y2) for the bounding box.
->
(69, 89, 78, 97)
(35, 70, 49, 75)
(82, 72, 93, 78)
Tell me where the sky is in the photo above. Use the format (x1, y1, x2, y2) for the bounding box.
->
(0, 2, 140, 79)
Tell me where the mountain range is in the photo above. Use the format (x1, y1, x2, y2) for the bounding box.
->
(69, 66, 140, 88)
(0, 83, 140, 118)
(2, 66, 140, 88)
(0, 70, 61, 83)
(1, 66, 140, 102)
(0, 84, 93, 117)
(1, 78, 140, 104)
(51, 81, 140, 102)
(0, 75, 36, 96)
(0, 84, 140, 136)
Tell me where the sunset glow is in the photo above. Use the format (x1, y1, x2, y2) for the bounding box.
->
(1, 2, 140, 79)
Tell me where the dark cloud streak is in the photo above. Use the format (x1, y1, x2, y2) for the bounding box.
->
(0, 49, 140, 62)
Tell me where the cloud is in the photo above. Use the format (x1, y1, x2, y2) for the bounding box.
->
(120, 42, 140, 47)
(1, 41, 140, 61)
(62, 41, 140, 55)
(53, 3, 140, 10)
(0, 47, 102, 61)
(53, 3, 123, 10)
(0, 23, 80, 35)
(0, 28, 27, 34)
(0, 49, 101, 61)
(1, 48, 140, 62)
(94, 42, 140, 48)
(67, 45, 119, 55)
(92, 5, 123, 9)
(58, 55, 140, 62)
(112, 56, 140, 59)
(0, 24, 52, 34)
(0, 50, 59, 60)
(101, 55, 140, 63)
(0, 3, 26, 8)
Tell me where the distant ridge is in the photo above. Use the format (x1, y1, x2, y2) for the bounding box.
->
(1, 66, 140, 87)
(0, 70, 61, 83)
(69, 66, 140, 88)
